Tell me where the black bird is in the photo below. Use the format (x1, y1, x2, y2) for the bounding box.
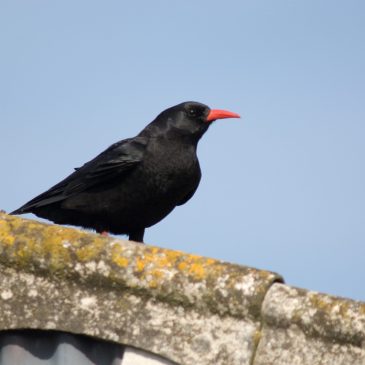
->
(11, 102, 240, 242)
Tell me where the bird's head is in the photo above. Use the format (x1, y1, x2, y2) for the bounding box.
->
(145, 101, 240, 142)
(182, 101, 241, 124)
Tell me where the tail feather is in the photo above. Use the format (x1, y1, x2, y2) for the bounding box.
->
(9, 208, 25, 215)
(10, 188, 67, 216)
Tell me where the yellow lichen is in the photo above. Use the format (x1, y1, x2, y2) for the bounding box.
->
(1, 212, 225, 282)
(148, 269, 164, 287)
(205, 258, 215, 265)
(0, 214, 259, 300)
(110, 243, 129, 268)
(178, 261, 188, 271)
(147, 278, 159, 288)
(188, 262, 206, 280)
(135, 257, 146, 272)
(0, 220, 16, 246)
(308, 293, 354, 320)
(113, 255, 129, 268)
(153, 255, 170, 269)
(75, 238, 105, 262)
(164, 249, 183, 262)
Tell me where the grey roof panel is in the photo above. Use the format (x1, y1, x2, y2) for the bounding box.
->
(0, 330, 124, 365)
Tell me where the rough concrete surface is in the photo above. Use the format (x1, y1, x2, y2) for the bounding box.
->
(254, 283, 365, 365)
(1, 213, 365, 365)
(0, 213, 281, 365)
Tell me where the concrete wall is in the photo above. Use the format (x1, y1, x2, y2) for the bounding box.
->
(0, 212, 365, 365)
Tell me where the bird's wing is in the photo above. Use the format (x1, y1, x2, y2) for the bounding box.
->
(11, 137, 147, 213)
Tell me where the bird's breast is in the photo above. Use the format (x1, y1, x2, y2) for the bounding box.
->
(136, 141, 200, 196)
(142, 143, 200, 196)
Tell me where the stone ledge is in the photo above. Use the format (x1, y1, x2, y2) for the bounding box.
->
(0, 213, 281, 320)
(2, 213, 365, 365)
(0, 213, 281, 365)
(253, 283, 365, 365)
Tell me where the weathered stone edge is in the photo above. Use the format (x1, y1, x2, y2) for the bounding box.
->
(0, 265, 246, 365)
(0, 213, 282, 321)
(261, 283, 365, 347)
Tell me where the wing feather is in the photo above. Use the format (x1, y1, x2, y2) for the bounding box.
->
(11, 137, 147, 214)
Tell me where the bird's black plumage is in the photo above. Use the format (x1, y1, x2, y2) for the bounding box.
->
(11, 101, 240, 242)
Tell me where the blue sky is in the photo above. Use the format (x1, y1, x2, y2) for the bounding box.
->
(1, 1, 364, 301)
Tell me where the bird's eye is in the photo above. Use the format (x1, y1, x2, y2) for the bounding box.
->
(188, 108, 196, 117)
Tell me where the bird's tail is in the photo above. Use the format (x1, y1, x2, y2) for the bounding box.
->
(9, 208, 26, 215)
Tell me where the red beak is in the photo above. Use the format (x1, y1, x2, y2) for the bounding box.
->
(206, 109, 241, 122)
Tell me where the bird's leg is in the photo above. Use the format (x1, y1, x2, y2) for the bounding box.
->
(95, 227, 109, 237)
(128, 228, 145, 243)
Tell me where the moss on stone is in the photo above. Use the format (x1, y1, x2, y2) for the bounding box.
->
(0, 212, 281, 321)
